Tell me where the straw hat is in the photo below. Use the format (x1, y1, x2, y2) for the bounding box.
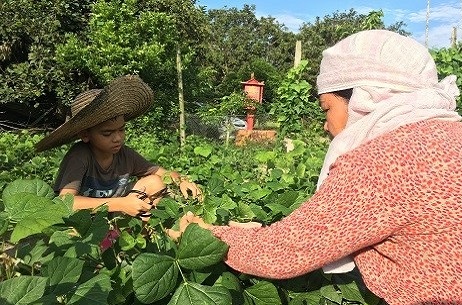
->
(35, 75, 154, 152)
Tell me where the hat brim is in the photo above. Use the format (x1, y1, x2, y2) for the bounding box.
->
(35, 75, 154, 151)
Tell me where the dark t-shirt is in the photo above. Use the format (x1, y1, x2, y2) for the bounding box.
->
(53, 141, 158, 198)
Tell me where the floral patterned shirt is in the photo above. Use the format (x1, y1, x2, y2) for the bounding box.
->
(211, 120, 462, 305)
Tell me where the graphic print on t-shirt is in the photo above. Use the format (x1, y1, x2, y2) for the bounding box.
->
(80, 175, 130, 198)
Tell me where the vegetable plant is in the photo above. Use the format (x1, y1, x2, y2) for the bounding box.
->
(0, 130, 382, 305)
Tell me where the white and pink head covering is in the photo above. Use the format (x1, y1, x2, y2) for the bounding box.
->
(315, 30, 461, 274)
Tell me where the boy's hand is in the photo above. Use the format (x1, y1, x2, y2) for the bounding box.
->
(123, 193, 153, 220)
(179, 180, 203, 201)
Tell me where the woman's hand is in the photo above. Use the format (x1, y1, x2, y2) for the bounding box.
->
(165, 213, 262, 240)
(228, 220, 262, 229)
(166, 211, 210, 240)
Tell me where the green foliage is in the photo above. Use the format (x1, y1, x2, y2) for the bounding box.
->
(196, 91, 262, 145)
(56, 0, 178, 84)
(270, 60, 322, 136)
(0, 0, 93, 126)
(198, 92, 247, 119)
(200, 5, 295, 103)
(0, 130, 67, 190)
(431, 46, 462, 113)
(0, 127, 385, 304)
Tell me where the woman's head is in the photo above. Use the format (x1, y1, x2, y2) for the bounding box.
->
(315, 30, 460, 139)
(315, 30, 461, 190)
(316, 29, 439, 94)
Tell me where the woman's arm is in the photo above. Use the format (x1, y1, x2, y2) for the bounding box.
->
(206, 148, 408, 279)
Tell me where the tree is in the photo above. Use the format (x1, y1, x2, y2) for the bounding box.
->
(0, 0, 93, 128)
(133, 0, 211, 145)
(198, 5, 296, 114)
(56, 0, 188, 136)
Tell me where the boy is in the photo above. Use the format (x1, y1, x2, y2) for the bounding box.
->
(35, 75, 200, 219)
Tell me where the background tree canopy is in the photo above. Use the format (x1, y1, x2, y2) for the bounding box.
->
(2, 0, 459, 134)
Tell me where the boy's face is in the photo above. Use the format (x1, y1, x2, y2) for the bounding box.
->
(80, 115, 126, 155)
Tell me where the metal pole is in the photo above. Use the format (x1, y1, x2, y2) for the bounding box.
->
(425, 0, 430, 48)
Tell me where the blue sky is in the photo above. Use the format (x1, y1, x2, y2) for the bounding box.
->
(197, 0, 462, 49)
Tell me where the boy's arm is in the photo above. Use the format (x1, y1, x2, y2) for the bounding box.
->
(60, 188, 152, 217)
(152, 167, 180, 181)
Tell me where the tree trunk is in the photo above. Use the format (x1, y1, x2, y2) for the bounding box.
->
(176, 46, 186, 146)
(294, 40, 302, 67)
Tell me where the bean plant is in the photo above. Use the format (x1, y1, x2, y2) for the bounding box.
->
(0, 130, 382, 305)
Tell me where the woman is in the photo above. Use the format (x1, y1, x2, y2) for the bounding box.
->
(174, 30, 462, 305)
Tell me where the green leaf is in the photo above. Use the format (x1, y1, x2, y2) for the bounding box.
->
(219, 194, 238, 210)
(236, 202, 256, 220)
(53, 193, 74, 215)
(135, 233, 147, 249)
(0, 276, 47, 305)
(215, 271, 242, 292)
(6, 193, 60, 222)
(132, 253, 178, 303)
(249, 203, 268, 221)
(202, 203, 218, 225)
(16, 239, 55, 266)
(119, 230, 136, 251)
(276, 191, 299, 208)
(254, 151, 276, 163)
(266, 181, 285, 191)
(337, 281, 367, 303)
(296, 163, 306, 177)
(189, 269, 213, 284)
(206, 177, 225, 195)
(177, 224, 228, 270)
(64, 242, 100, 259)
(289, 290, 322, 304)
(248, 188, 272, 200)
(11, 207, 67, 243)
(167, 282, 231, 305)
(68, 274, 112, 305)
(194, 144, 213, 157)
(41, 256, 85, 296)
(158, 197, 180, 218)
(244, 280, 281, 305)
(265, 202, 292, 216)
(2, 179, 54, 203)
(66, 209, 93, 236)
(0, 211, 9, 235)
(320, 285, 342, 304)
(80, 210, 109, 245)
(49, 230, 77, 248)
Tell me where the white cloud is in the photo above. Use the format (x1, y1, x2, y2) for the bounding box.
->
(256, 10, 306, 32)
(408, 2, 461, 23)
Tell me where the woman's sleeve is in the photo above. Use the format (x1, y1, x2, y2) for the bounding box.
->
(210, 150, 408, 279)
